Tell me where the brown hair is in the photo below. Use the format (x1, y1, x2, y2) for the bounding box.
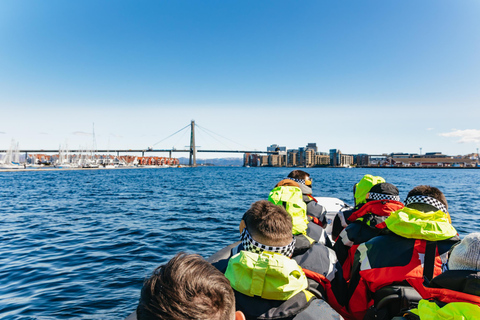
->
(287, 170, 310, 180)
(242, 200, 293, 246)
(137, 253, 235, 320)
(407, 185, 448, 210)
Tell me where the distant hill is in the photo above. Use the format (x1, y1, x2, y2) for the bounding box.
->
(178, 157, 243, 166)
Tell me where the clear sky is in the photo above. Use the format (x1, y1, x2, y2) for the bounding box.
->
(1, 0, 479, 158)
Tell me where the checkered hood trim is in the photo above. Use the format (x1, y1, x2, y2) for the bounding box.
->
(367, 192, 400, 202)
(241, 228, 296, 258)
(404, 195, 447, 213)
(287, 177, 306, 185)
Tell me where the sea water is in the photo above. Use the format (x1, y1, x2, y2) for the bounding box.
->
(1, 167, 479, 319)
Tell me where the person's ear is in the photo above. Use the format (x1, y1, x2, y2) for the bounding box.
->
(239, 220, 246, 234)
(235, 311, 246, 320)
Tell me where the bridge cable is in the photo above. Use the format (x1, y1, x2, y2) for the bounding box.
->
(151, 124, 190, 147)
(195, 127, 232, 150)
(195, 124, 251, 150)
(172, 128, 189, 149)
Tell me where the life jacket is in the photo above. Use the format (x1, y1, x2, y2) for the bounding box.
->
(354, 174, 385, 207)
(268, 185, 309, 236)
(384, 207, 458, 241)
(224, 251, 341, 319)
(407, 299, 480, 319)
(404, 271, 480, 319)
(347, 207, 459, 320)
(335, 200, 404, 280)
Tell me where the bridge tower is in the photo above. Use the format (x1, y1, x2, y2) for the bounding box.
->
(189, 120, 197, 167)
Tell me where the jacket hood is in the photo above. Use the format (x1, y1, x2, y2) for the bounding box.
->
(268, 186, 309, 236)
(224, 251, 308, 301)
(385, 207, 457, 241)
(354, 175, 385, 206)
(297, 183, 313, 196)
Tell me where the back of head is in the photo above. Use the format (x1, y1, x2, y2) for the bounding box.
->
(287, 170, 309, 181)
(242, 200, 293, 247)
(137, 253, 235, 320)
(366, 183, 400, 202)
(405, 185, 448, 212)
(287, 170, 312, 187)
(448, 233, 480, 272)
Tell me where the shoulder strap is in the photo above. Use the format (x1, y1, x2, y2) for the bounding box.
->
(423, 241, 437, 283)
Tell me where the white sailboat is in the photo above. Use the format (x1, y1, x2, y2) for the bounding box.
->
(0, 139, 23, 169)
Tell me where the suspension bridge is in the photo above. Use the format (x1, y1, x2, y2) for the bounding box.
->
(1, 121, 274, 167)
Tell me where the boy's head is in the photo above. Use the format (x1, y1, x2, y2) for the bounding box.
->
(241, 200, 294, 248)
(137, 253, 243, 320)
(404, 185, 448, 213)
(287, 170, 312, 187)
(366, 183, 400, 202)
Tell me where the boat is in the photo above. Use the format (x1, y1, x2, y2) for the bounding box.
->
(0, 139, 23, 169)
(122, 196, 348, 320)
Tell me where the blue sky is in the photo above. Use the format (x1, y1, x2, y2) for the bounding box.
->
(1, 0, 479, 158)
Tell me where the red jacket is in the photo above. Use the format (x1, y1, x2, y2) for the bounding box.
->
(347, 234, 459, 319)
(333, 200, 404, 280)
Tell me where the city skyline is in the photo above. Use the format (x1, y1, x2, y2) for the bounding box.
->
(1, 1, 479, 159)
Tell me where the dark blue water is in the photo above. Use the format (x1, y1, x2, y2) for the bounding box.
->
(1, 167, 479, 319)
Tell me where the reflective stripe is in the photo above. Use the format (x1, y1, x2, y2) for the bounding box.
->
(326, 248, 337, 281)
(358, 243, 371, 272)
(339, 228, 354, 247)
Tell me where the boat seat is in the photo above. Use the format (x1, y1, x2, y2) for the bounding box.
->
(364, 284, 422, 320)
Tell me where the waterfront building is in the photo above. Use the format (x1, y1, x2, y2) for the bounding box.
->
(305, 149, 315, 167)
(268, 154, 283, 167)
(340, 154, 354, 167)
(355, 154, 370, 166)
(329, 149, 340, 167)
(287, 149, 298, 167)
(243, 153, 260, 167)
(267, 144, 287, 153)
(297, 147, 306, 167)
(314, 153, 330, 166)
(306, 143, 318, 152)
(243, 153, 250, 167)
(260, 155, 269, 166)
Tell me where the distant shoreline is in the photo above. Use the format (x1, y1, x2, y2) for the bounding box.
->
(0, 166, 183, 173)
(2, 165, 480, 173)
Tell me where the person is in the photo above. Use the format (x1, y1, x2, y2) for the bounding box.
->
(333, 182, 404, 280)
(398, 233, 480, 319)
(268, 178, 333, 250)
(286, 170, 328, 228)
(347, 185, 460, 320)
(331, 174, 385, 241)
(210, 200, 345, 320)
(136, 252, 245, 320)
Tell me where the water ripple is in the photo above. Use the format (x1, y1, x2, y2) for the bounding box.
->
(1, 167, 480, 319)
